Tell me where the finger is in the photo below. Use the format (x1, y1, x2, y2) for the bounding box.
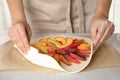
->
(105, 28, 114, 41)
(94, 25, 107, 48)
(15, 40, 26, 54)
(9, 27, 26, 53)
(99, 23, 114, 42)
(17, 24, 30, 53)
(91, 26, 98, 50)
(91, 26, 97, 41)
(95, 25, 112, 50)
(108, 28, 114, 38)
(107, 23, 115, 39)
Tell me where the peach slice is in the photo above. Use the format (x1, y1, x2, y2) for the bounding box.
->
(47, 37, 73, 49)
(69, 53, 86, 61)
(39, 46, 49, 54)
(39, 38, 48, 43)
(77, 49, 90, 58)
(78, 49, 90, 55)
(59, 55, 72, 66)
(56, 48, 68, 55)
(74, 39, 84, 44)
(46, 42, 57, 50)
(64, 55, 80, 64)
(55, 36, 66, 45)
(77, 43, 91, 51)
(32, 43, 41, 50)
(40, 42, 47, 46)
(46, 53, 54, 57)
(47, 38, 61, 48)
(53, 54, 60, 62)
(47, 48, 56, 55)
(32, 43, 49, 54)
(59, 38, 73, 48)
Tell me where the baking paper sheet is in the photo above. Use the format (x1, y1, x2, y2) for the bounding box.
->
(0, 34, 120, 73)
(14, 35, 93, 73)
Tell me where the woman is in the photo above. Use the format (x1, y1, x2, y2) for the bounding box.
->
(7, 0, 114, 54)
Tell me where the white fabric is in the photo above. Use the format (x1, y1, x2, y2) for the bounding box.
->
(0, 30, 10, 45)
(0, 0, 11, 45)
(0, 0, 11, 30)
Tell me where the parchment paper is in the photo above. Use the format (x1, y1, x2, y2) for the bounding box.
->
(0, 39, 120, 73)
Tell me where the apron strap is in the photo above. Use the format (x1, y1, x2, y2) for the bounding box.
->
(76, 0, 85, 33)
(66, 0, 73, 33)
(66, 0, 85, 33)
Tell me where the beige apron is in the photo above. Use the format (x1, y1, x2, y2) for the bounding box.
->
(23, 0, 97, 33)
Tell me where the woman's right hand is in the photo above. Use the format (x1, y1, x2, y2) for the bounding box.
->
(8, 21, 32, 54)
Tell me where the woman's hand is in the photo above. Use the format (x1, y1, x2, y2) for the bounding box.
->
(8, 21, 32, 54)
(90, 16, 115, 50)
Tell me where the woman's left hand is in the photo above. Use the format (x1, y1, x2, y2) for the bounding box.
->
(90, 16, 115, 50)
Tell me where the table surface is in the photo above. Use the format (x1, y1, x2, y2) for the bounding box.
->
(0, 33, 120, 80)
